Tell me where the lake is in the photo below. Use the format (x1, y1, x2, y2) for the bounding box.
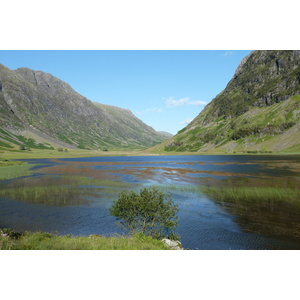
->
(1, 154, 300, 250)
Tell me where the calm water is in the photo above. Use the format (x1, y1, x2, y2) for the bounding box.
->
(1, 155, 300, 250)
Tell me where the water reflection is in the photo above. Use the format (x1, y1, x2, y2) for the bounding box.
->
(214, 196, 300, 239)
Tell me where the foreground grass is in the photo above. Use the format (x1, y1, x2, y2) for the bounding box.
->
(0, 230, 170, 250)
(202, 186, 300, 205)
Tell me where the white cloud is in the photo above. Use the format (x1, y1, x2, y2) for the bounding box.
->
(165, 97, 190, 107)
(135, 96, 206, 117)
(165, 97, 207, 107)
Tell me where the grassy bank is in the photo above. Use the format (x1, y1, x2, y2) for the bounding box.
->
(0, 148, 148, 160)
(0, 230, 170, 250)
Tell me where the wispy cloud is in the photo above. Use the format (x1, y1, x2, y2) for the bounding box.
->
(165, 97, 207, 107)
(135, 96, 206, 117)
(223, 51, 235, 57)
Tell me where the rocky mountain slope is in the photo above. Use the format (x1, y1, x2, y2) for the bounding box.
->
(163, 50, 300, 153)
(0, 64, 167, 150)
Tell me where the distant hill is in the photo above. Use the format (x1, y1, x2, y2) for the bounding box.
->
(157, 131, 174, 138)
(162, 50, 300, 153)
(0, 64, 167, 151)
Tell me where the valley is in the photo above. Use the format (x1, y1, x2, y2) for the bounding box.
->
(1, 50, 300, 250)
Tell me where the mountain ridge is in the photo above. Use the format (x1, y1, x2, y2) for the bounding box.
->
(0, 64, 167, 151)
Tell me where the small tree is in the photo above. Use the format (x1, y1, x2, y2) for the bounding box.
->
(110, 186, 179, 240)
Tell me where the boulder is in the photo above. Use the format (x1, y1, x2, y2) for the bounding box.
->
(161, 238, 183, 250)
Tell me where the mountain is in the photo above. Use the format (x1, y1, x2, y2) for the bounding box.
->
(0, 64, 167, 151)
(163, 50, 300, 153)
(157, 131, 174, 138)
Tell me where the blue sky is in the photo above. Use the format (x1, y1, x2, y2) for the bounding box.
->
(0, 50, 251, 134)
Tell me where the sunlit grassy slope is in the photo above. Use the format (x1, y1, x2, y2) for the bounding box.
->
(160, 51, 300, 154)
(151, 95, 300, 154)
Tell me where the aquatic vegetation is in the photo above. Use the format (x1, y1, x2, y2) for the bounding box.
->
(158, 184, 202, 195)
(64, 175, 136, 188)
(202, 186, 300, 205)
(202, 185, 300, 240)
(0, 174, 140, 206)
(0, 184, 91, 206)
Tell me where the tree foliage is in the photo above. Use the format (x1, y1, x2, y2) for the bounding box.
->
(110, 186, 179, 240)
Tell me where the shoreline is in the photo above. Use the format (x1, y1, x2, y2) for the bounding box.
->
(1, 148, 300, 161)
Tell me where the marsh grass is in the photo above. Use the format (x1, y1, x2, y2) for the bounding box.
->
(158, 184, 202, 195)
(0, 163, 35, 180)
(202, 186, 300, 205)
(65, 176, 136, 188)
(0, 230, 169, 250)
(0, 184, 91, 206)
(0, 174, 139, 206)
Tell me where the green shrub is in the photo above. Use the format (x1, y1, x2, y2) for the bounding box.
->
(110, 186, 179, 240)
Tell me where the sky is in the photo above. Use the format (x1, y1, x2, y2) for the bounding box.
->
(0, 50, 251, 135)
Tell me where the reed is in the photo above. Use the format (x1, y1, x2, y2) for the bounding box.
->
(65, 176, 136, 188)
(158, 184, 202, 194)
(202, 186, 300, 205)
(0, 173, 140, 206)
(0, 185, 90, 206)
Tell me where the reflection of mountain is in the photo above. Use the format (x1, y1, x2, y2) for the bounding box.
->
(214, 196, 300, 242)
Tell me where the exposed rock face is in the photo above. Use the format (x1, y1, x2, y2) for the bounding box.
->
(164, 50, 300, 153)
(0, 64, 167, 150)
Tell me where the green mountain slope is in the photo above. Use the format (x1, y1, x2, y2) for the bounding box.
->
(163, 50, 300, 153)
(0, 64, 166, 151)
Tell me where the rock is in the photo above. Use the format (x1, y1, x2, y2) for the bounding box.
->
(88, 234, 102, 238)
(161, 238, 183, 250)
